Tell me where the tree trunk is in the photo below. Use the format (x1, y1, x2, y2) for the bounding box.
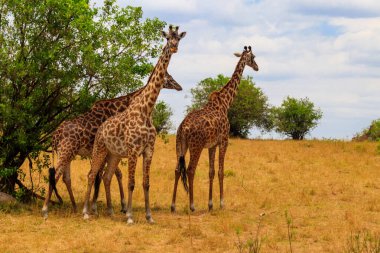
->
(0, 171, 18, 195)
(0, 151, 27, 195)
(291, 132, 304, 140)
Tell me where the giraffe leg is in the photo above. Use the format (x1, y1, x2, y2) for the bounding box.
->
(115, 166, 127, 213)
(91, 160, 106, 215)
(208, 146, 217, 211)
(41, 184, 54, 219)
(126, 155, 138, 224)
(171, 134, 188, 213)
(170, 166, 181, 213)
(142, 145, 154, 223)
(41, 153, 70, 218)
(62, 165, 77, 212)
(218, 140, 228, 209)
(83, 146, 107, 220)
(188, 148, 202, 212)
(103, 156, 120, 217)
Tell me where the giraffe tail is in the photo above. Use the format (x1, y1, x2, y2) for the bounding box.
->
(178, 156, 188, 193)
(93, 171, 102, 202)
(48, 167, 63, 204)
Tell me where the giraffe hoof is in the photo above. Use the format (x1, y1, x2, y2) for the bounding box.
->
(107, 209, 114, 217)
(91, 202, 98, 214)
(190, 204, 195, 212)
(83, 213, 90, 220)
(208, 204, 213, 211)
(146, 216, 155, 224)
(121, 200, 127, 213)
(42, 210, 48, 220)
(170, 204, 176, 213)
(127, 218, 134, 225)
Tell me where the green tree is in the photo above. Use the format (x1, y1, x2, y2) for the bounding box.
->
(0, 0, 165, 195)
(188, 74, 272, 138)
(272, 97, 322, 140)
(152, 100, 173, 134)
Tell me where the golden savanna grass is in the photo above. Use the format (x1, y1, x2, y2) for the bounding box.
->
(1, 137, 380, 252)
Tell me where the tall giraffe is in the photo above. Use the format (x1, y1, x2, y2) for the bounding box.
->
(41, 72, 182, 218)
(171, 46, 259, 212)
(82, 26, 186, 223)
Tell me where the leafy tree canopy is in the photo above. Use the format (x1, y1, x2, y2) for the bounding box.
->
(0, 0, 165, 194)
(152, 100, 173, 135)
(188, 74, 272, 138)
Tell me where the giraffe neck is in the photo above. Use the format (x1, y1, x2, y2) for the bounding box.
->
(134, 45, 172, 117)
(218, 55, 246, 109)
(91, 86, 145, 114)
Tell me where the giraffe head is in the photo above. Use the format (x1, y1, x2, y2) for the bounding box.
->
(234, 46, 259, 71)
(164, 72, 182, 91)
(162, 25, 186, 53)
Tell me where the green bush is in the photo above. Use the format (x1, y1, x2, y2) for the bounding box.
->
(272, 97, 322, 140)
(354, 119, 380, 141)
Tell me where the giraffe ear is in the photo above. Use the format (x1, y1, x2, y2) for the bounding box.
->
(161, 31, 169, 39)
(234, 53, 242, 57)
(179, 31, 186, 39)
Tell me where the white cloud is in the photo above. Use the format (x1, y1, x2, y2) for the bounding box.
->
(110, 0, 380, 138)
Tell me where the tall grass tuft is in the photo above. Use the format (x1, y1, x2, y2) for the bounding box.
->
(285, 210, 294, 253)
(235, 213, 265, 253)
(344, 230, 380, 253)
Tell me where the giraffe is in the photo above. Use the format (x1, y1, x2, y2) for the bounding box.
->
(171, 46, 259, 212)
(41, 72, 182, 218)
(82, 25, 186, 223)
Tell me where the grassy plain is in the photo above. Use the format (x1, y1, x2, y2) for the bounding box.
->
(1, 137, 380, 252)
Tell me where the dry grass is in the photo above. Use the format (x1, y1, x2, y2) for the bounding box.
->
(1, 137, 380, 252)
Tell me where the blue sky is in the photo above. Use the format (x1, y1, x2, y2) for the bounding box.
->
(102, 0, 380, 139)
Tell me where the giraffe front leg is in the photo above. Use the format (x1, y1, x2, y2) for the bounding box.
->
(143, 146, 154, 223)
(126, 155, 137, 224)
(208, 146, 217, 211)
(115, 166, 127, 213)
(218, 140, 228, 209)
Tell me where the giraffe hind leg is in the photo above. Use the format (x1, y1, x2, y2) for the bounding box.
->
(50, 167, 63, 204)
(83, 146, 107, 219)
(208, 146, 217, 211)
(170, 167, 181, 213)
(63, 165, 77, 212)
(187, 148, 203, 212)
(91, 166, 104, 215)
(114, 167, 127, 213)
(102, 156, 120, 217)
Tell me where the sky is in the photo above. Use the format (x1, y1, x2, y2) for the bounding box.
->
(102, 0, 380, 139)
